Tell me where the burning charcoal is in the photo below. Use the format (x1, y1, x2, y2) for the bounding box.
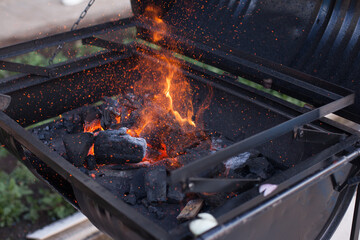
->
(168, 184, 185, 202)
(86, 155, 97, 170)
(145, 166, 167, 202)
(246, 157, 274, 179)
(148, 205, 165, 219)
(130, 168, 147, 199)
(63, 114, 82, 133)
(124, 194, 137, 206)
(100, 106, 120, 130)
(108, 161, 151, 171)
(177, 199, 204, 221)
(83, 106, 101, 123)
(165, 129, 209, 158)
(99, 97, 121, 130)
(103, 96, 121, 109)
(63, 133, 94, 167)
(152, 158, 180, 171)
(122, 92, 142, 109)
(94, 129, 146, 164)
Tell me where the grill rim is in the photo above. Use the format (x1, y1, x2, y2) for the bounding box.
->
(0, 16, 359, 240)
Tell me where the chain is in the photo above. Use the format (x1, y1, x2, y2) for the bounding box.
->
(49, 0, 96, 65)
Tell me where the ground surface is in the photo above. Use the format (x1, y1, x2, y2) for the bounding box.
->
(0, 0, 132, 48)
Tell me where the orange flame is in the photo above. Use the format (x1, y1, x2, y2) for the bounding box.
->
(82, 7, 212, 165)
(131, 6, 196, 140)
(84, 119, 103, 133)
(88, 144, 95, 156)
(84, 119, 103, 156)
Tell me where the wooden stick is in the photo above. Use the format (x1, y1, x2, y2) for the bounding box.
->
(177, 199, 204, 221)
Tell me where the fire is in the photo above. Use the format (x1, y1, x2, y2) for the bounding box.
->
(88, 144, 95, 156)
(164, 74, 195, 127)
(82, 6, 212, 165)
(132, 6, 196, 139)
(84, 119, 103, 156)
(84, 119, 103, 133)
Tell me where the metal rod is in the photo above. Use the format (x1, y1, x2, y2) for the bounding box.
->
(170, 94, 355, 184)
(203, 148, 360, 240)
(0, 60, 51, 77)
(0, 17, 135, 60)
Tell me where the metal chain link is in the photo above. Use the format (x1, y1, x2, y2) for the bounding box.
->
(49, 0, 96, 65)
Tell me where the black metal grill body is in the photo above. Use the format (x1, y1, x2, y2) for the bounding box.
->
(0, 2, 359, 239)
(132, 0, 360, 120)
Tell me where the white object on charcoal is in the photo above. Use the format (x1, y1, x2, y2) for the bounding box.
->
(189, 213, 218, 236)
(259, 183, 278, 197)
(224, 152, 251, 170)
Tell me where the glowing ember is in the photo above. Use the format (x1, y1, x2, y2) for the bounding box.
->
(88, 144, 95, 156)
(84, 119, 103, 133)
(83, 6, 212, 165)
(84, 119, 103, 156)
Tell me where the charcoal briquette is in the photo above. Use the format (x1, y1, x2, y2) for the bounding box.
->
(124, 194, 137, 206)
(86, 155, 97, 170)
(130, 168, 146, 199)
(94, 129, 146, 164)
(167, 184, 185, 202)
(145, 166, 167, 202)
(63, 133, 94, 167)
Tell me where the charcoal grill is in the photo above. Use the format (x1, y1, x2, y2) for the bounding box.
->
(1, 0, 360, 239)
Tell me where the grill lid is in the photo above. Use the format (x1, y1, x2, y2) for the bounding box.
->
(131, 0, 360, 120)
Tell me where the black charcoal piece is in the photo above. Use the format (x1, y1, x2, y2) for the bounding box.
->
(248, 149, 261, 158)
(63, 114, 83, 133)
(89, 169, 133, 197)
(141, 198, 150, 208)
(224, 152, 251, 171)
(247, 157, 274, 179)
(86, 155, 97, 170)
(100, 97, 121, 130)
(83, 106, 101, 123)
(145, 166, 167, 202)
(94, 129, 146, 164)
(38, 133, 45, 140)
(152, 158, 180, 171)
(124, 194, 137, 206)
(63, 133, 94, 167)
(148, 205, 165, 219)
(79, 167, 89, 175)
(130, 168, 147, 199)
(168, 184, 185, 202)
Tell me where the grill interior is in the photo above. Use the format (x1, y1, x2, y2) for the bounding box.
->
(0, 8, 359, 240)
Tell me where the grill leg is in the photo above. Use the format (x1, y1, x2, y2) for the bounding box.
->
(350, 186, 360, 240)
